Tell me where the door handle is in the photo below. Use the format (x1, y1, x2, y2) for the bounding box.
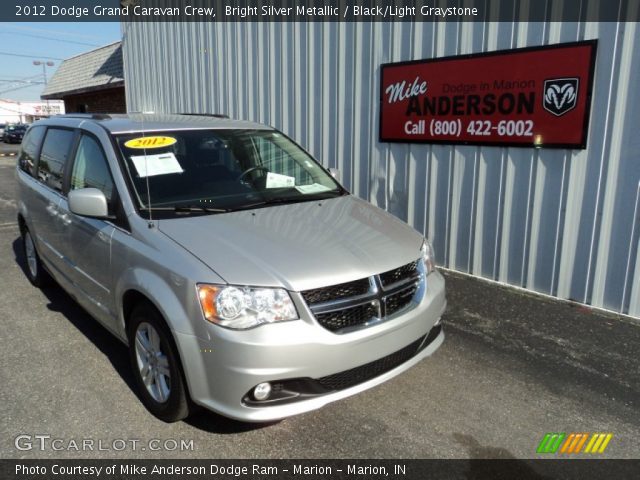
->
(46, 203, 57, 216)
(59, 213, 72, 226)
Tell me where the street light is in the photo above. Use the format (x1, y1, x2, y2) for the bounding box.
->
(32, 60, 54, 85)
(33, 60, 54, 117)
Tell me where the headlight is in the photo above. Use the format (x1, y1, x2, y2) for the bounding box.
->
(197, 284, 298, 329)
(421, 239, 436, 275)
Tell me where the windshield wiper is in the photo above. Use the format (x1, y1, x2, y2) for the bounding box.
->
(139, 205, 228, 213)
(229, 191, 346, 212)
(229, 197, 308, 212)
(174, 204, 228, 213)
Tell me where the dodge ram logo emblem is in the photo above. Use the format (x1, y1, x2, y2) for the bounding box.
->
(543, 78, 579, 116)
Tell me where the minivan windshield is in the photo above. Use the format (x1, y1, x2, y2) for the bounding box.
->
(115, 129, 346, 217)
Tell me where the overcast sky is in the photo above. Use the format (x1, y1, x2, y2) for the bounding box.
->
(0, 22, 122, 102)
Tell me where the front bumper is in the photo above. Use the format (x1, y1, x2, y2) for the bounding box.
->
(174, 270, 446, 422)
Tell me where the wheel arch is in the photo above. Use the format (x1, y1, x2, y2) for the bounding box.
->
(17, 213, 26, 234)
(116, 268, 201, 338)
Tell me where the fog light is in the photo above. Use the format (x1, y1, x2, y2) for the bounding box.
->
(253, 382, 272, 401)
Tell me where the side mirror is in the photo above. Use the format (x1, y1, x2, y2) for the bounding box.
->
(68, 188, 109, 218)
(328, 167, 340, 179)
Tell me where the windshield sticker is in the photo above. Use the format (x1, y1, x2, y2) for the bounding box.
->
(295, 183, 332, 194)
(130, 152, 184, 177)
(266, 172, 295, 188)
(124, 136, 177, 149)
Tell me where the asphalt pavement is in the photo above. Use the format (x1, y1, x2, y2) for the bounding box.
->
(0, 155, 638, 460)
(0, 142, 20, 159)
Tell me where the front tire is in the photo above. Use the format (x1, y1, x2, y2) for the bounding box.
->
(127, 302, 191, 422)
(22, 228, 50, 287)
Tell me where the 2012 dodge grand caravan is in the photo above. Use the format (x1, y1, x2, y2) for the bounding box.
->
(16, 114, 446, 422)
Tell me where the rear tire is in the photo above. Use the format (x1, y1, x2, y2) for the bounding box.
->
(22, 228, 50, 287)
(127, 301, 191, 422)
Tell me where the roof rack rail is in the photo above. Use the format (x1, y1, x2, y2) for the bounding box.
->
(55, 113, 112, 120)
(178, 113, 230, 119)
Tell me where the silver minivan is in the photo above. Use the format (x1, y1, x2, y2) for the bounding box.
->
(16, 114, 446, 422)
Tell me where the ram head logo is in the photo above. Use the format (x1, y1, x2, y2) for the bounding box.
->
(543, 78, 579, 116)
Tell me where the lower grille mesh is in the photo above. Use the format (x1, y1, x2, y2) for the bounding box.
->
(317, 332, 431, 391)
(242, 325, 443, 407)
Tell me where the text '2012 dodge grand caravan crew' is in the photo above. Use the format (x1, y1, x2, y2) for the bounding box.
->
(16, 114, 446, 422)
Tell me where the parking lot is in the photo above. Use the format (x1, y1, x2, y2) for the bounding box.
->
(0, 142, 19, 158)
(0, 154, 638, 460)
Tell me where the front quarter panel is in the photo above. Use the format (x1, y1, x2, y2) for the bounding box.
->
(111, 215, 225, 342)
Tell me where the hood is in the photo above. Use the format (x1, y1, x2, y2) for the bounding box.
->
(157, 195, 423, 292)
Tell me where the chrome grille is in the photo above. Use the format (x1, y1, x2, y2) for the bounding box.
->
(379, 260, 419, 287)
(302, 259, 424, 333)
(385, 284, 418, 317)
(315, 303, 379, 332)
(301, 277, 370, 305)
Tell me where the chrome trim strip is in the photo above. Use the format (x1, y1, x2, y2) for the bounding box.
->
(313, 296, 380, 315)
(380, 273, 421, 291)
(74, 265, 111, 293)
(381, 278, 421, 297)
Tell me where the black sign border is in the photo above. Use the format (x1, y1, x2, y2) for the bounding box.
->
(379, 39, 598, 150)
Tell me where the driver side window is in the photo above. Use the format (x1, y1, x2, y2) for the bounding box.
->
(251, 136, 312, 185)
(70, 135, 115, 208)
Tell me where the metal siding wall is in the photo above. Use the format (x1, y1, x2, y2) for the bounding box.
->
(122, 17, 640, 317)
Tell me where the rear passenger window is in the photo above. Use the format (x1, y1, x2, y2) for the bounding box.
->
(18, 126, 46, 176)
(70, 135, 115, 205)
(37, 128, 75, 193)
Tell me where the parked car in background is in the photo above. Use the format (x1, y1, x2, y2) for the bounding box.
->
(16, 113, 446, 423)
(3, 124, 28, 143)
(0, 123, 6, 137)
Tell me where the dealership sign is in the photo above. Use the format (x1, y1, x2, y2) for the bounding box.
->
(33, 104, 62, 115)
(379, 41, 597, 149)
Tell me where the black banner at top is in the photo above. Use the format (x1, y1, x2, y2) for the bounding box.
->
(2, 0, 640, 22)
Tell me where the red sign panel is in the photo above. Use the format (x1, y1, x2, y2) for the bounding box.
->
(379, 41, 597, 149)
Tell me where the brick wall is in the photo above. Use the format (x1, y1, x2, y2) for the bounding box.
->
(62, 87, 126, 114)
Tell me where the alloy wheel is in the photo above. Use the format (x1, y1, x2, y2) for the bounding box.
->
(134, 322, 171, 403)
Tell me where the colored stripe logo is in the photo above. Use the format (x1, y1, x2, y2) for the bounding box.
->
(537, 433, 612, 454)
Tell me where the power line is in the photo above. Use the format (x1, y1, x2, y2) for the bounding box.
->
(0, 74, 43, 84)
(0, 82, 45, 95)
(0, 51, 64, 61)
(0, 72, 45, 93)
(0, 32, 100, 47)
(0, 23, 110, 42)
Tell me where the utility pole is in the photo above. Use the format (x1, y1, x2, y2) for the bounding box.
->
(33, 60, 54, 118)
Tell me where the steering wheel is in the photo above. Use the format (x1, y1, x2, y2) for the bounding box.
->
(237, 165, 269, 183)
